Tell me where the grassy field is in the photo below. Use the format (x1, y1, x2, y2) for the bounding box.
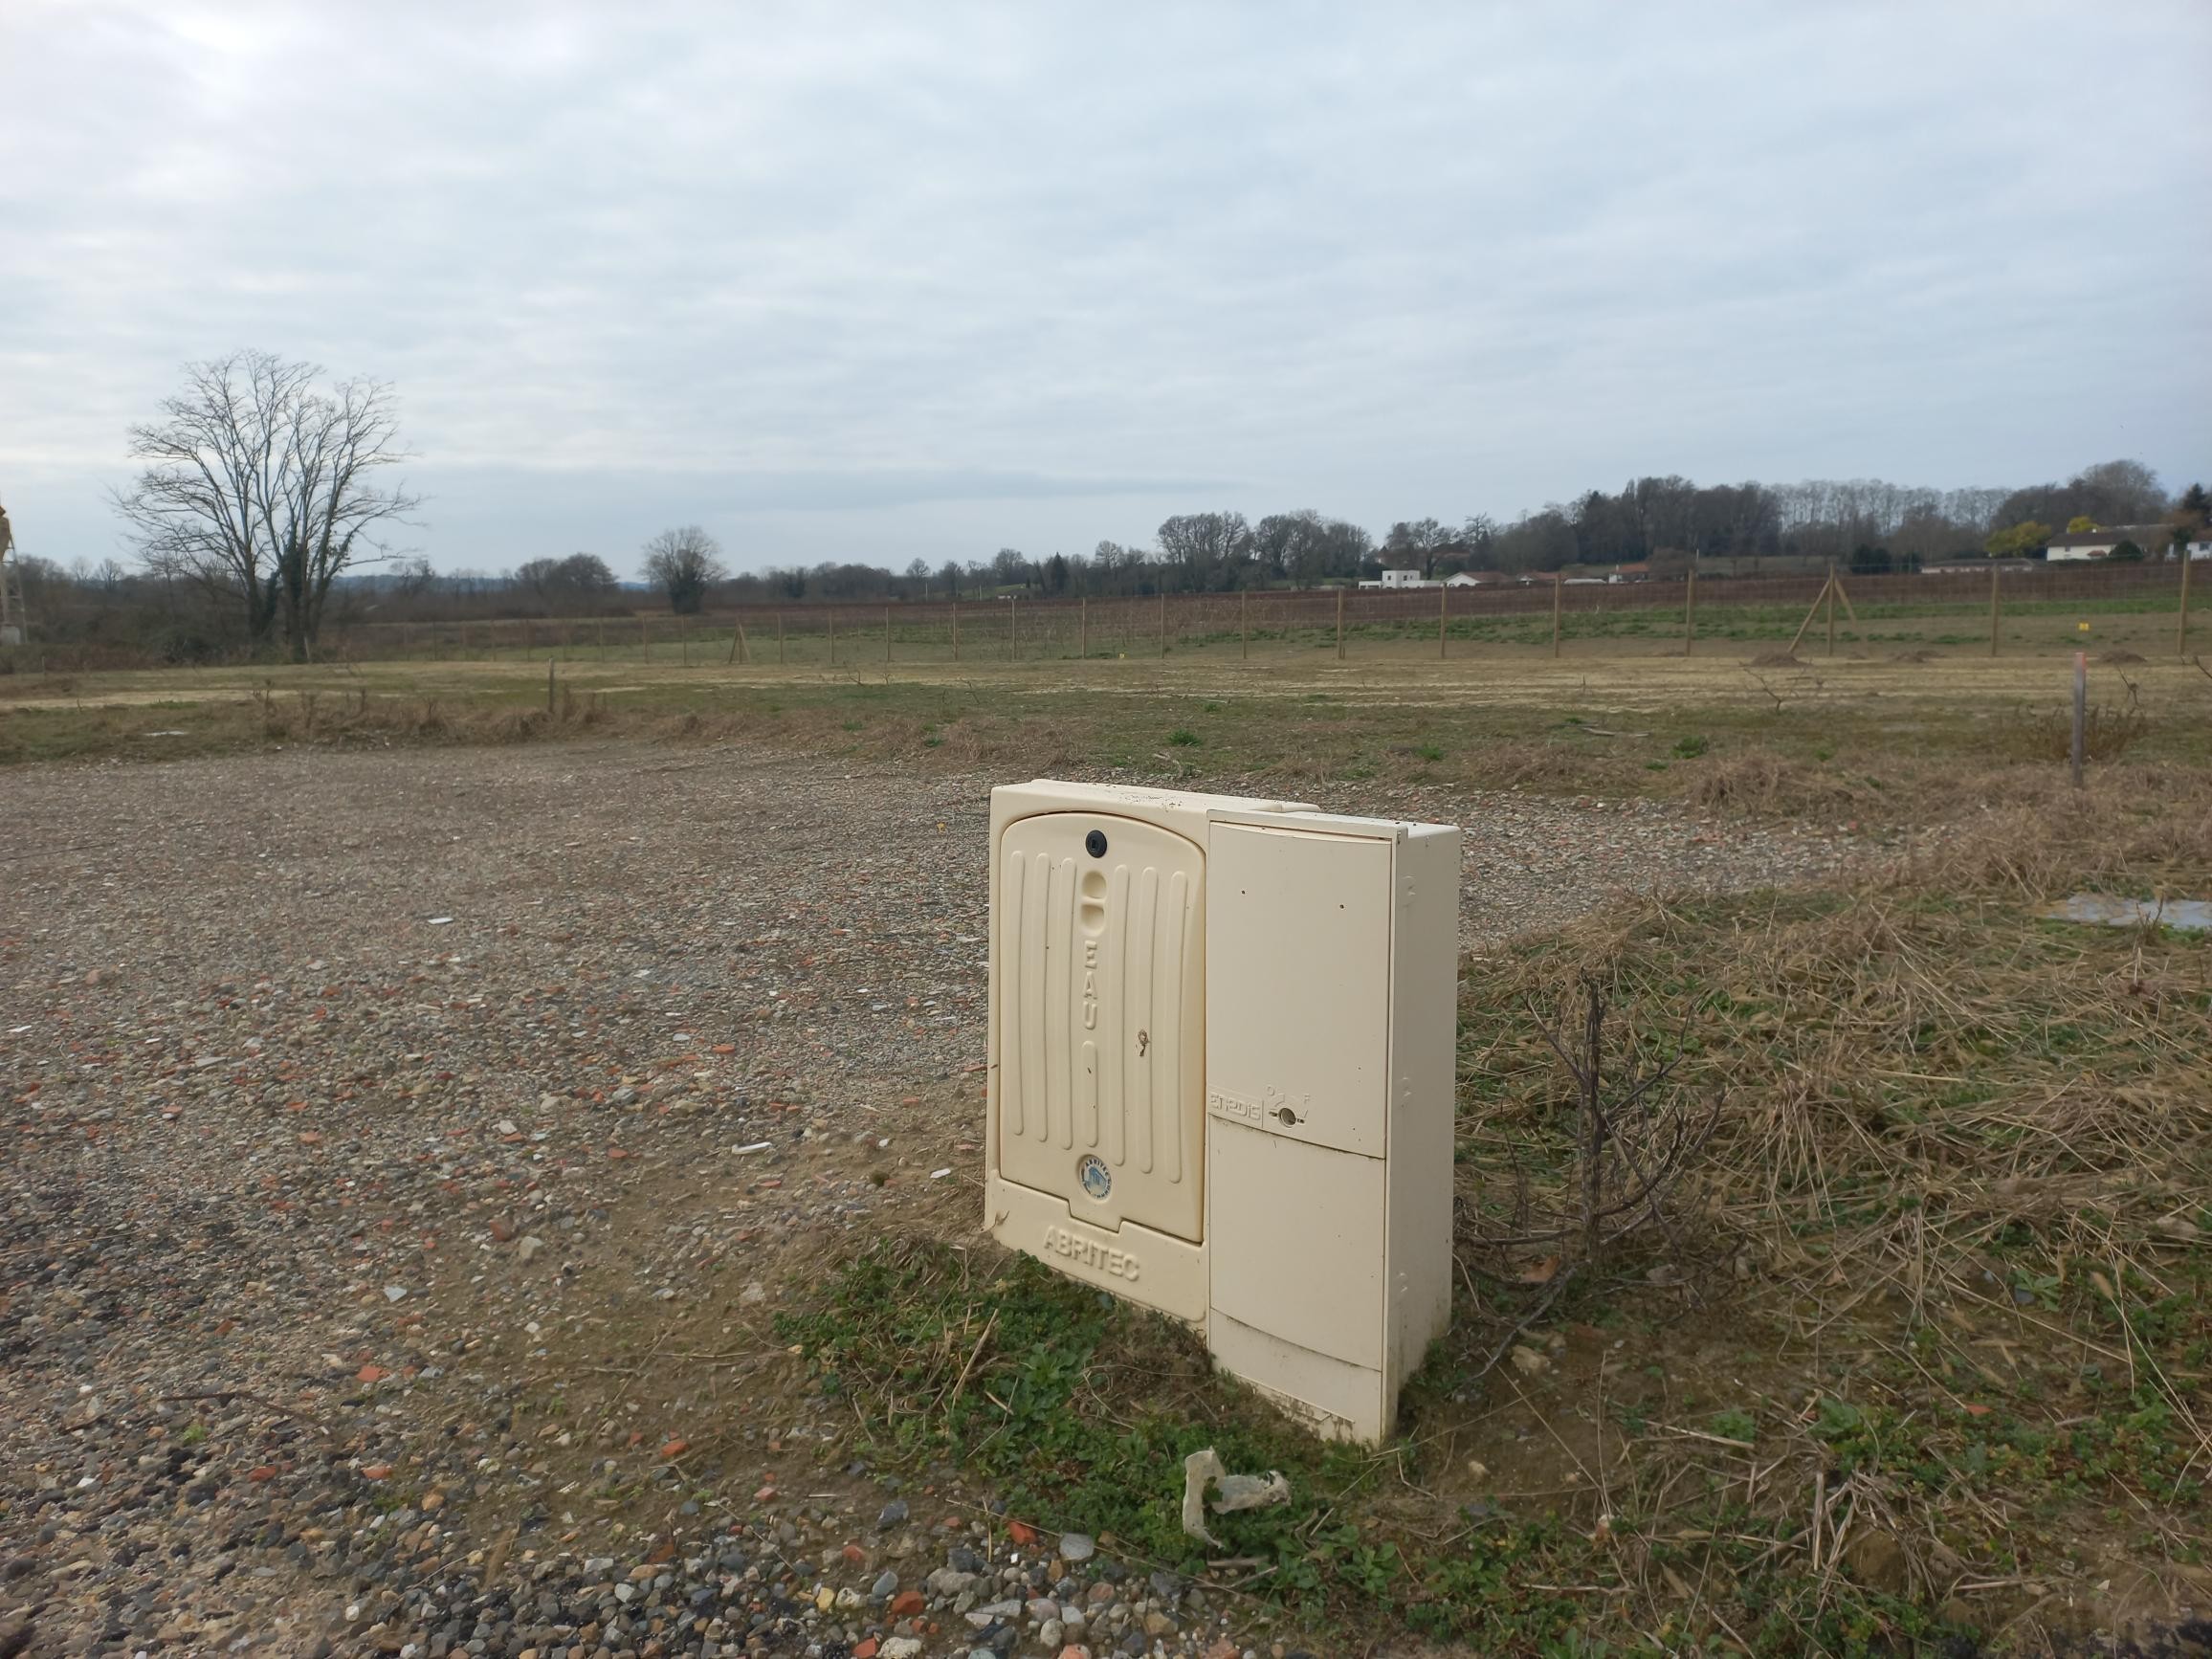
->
(6, 648, 2209, 1653)
(5, 649, 2211, 820)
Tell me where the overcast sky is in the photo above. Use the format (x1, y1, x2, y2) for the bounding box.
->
(4, 2, 2207, 577)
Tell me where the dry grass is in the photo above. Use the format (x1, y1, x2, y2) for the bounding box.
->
(1446, 775, 2212, 1646)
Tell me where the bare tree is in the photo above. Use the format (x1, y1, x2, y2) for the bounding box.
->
(640, 526, 726, 613)
(111, 350, 419, 661)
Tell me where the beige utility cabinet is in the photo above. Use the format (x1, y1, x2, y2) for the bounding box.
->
(985, 780, 1460, 1444)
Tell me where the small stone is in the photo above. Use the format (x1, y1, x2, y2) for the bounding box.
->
(517, 1237, 547, 1264)
(871, 1569, 899, 1601)
(876, 1498, 909, 1530)
(1040, 1619, 1064, 1648)
(889, 1589, 924, 1618)
(1509, 1344, 1550, 1376)
(1055, 1533, 1095, 1564)
(879, 1641, 923, 1659)
(1142, 1610, 1178, 1636)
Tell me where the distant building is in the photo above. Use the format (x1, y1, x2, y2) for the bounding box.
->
(1444, 571, 1495, 587)
(1359, 567, 1439, 590)
(2046, 523, 2170, 562)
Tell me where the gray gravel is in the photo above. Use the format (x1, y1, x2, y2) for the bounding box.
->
(0, 741, 1857, 1656)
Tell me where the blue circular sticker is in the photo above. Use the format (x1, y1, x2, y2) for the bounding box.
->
(1077, 1154, 1112, 1201)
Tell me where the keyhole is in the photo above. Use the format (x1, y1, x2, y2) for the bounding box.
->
(1136, 1030, 1150, 1058)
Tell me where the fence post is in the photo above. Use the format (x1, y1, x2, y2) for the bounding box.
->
(2179, 553, 2194, 657)
(1242, 591, 1250, 661)
(1826, 562, 1837, 657)
(546, 658, 555, 715)
(1160, 591, 1168, 656)
(778, 611, 785, 665)
(1438, 582, 1448, 659)
(726, 611, 743, 666)
(885, 605, 893, 665)
(1551, 574, 1562, 658)
(952, 601, 961, 662)
(2070, 650, 2086, 788)
(828, 609, 835, 666)
(1009, 596, 1018, 660)
(1684, 569, 1696, 654)
(1988, 565, 2001, 658)
(1336, 587, 1345, 660)
(1080, 596, 1088, 660)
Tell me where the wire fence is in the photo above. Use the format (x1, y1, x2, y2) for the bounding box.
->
(1, 562, 2198, 675)
(309, 562, 2201, 667)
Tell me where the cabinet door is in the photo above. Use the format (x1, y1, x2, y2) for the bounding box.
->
(1208, 1117, 1384, 1369)
(997, 811, 1206, 1244)
(1206, 824, 1393, 1157)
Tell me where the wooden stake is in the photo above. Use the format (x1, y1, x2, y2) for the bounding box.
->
(1079, 596, 1088, 660)
(952, 601, 961, 662)
(1242, 591, 1250, 660)
(2179, 553, 2193, 656)
(1336, 587, 1345, 660)
(545, 658, 555, 714)
(1786, 574, 1830, 656)
(1009, 596, 1017, 660)
(2070, 650, 2086, 788)
(778, 611, 785, 665)
(1438, 582, 1448, 658)
(1825, 562, 1836, 657)
(1160, 591, 1168, 656)
(885, 605, 892, 664)
(828, 609, 835, 665)
(1685, 569, 1696, 654)
(736, 614, 749, 665)
(1988, 564, 2001, 658)
(1551, 574, 1562, 658)
(725, 613, 741, 666)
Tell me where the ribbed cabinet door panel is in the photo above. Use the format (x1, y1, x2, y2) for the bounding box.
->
(997, 812, 1206, 1243)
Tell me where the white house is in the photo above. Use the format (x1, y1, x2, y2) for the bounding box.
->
(2046, 523, 2175, 562)
(1358, 567, 1439, 590)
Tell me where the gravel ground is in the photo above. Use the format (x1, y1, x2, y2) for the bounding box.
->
(1, 742, 1859, 1659)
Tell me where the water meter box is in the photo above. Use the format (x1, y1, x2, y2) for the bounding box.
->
(984, 779, 1460, 1444)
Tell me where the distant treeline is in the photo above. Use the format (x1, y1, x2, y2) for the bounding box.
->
(9, 458, 2201, 660)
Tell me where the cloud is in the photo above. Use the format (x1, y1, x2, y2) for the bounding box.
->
(3, 1, 2207, 570)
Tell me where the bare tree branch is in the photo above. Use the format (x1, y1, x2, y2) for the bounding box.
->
(110, 350, 419, 659)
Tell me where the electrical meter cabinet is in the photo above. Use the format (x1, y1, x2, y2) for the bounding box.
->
(984, 779, 1460, 1444)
